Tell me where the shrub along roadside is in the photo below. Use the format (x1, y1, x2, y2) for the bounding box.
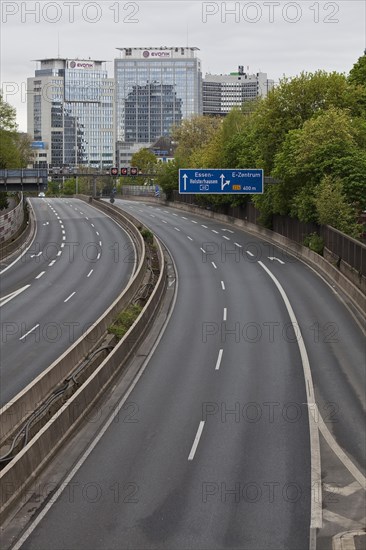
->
(108, 304, 142, 339)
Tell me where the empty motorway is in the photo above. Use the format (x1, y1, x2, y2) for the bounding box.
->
(9, 199, 365, 550)
(0, 197, 135, 406)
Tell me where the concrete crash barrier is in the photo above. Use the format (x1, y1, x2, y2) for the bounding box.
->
(0, 198, 146, 444)
(0, 229, 167, 524)
(0, 199, 167, 522)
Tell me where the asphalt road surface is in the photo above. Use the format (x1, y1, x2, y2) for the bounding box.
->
(0, 197, 135, 406)
(15, 199, 365, 550)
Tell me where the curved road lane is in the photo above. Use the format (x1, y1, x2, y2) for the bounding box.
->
(14, 199, 364, 550)
(0, 198, 135, 406)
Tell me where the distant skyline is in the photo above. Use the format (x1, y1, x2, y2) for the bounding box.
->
(1, 0, 365, 131)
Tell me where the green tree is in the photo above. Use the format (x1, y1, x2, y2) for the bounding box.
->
(254, 107, 365, 225)
(0, 93, 18, 132)
(172, 115, 222, 167)
(16, 133, 32, 167)
(251, 71, 364, 174)
(189, 125, 225, 169)
(63, 178, 76, 195)
(156, 160, 179, 200)
(349, 52, 366, 86)
(130, 148, 158, 176)
(0, 94, 32, 169)
(0, 131, 21, 169)
(314, 176, 362, 238)
(0, 192, 9, 210)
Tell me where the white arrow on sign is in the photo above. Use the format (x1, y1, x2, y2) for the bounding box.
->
(183, 174, 188, 191)
(268, 257, 285, 264)
(220, 174, 230, 190)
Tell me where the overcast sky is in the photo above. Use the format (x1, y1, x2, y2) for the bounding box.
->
(1, 0, 365, 131)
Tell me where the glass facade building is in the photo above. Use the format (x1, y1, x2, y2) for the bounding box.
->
(27, 58, 114, 169)
(115, 47, 202, 146)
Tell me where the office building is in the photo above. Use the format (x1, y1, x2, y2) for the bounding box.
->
(27, 58, 114, 169)
(203, 67, 274, 116)
(114, 47, 202, 167)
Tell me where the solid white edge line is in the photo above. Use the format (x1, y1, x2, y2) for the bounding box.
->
(188, 421, 205, 461)
(11, 237, 180, 550)
(215, 349, 224, 371)
(0, 285, 31, 307)
(257, 260, 322, 533)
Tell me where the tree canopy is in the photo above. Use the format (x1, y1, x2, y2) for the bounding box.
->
(164, 62, 366, 238)
(0, 94, 32, 169)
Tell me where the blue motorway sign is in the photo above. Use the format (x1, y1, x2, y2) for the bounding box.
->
(179, 169, 263, 194)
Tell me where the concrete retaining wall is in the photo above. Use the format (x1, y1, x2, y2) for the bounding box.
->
(0, 196, 36, 264)
(0, 195, 24, 244)
(0, 198, 146, 444)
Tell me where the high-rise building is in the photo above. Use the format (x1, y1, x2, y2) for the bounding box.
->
(203, 67, 274, 116)
(27, 58, 114, 169)
(114, 47, 202, 167)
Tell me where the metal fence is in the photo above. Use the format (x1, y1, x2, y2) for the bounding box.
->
(121, 185, 161, 197)
(321, 225, 366, 277)
(273, 215, 319, 244)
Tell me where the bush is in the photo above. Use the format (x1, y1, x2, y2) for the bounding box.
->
(108, 304, 142, 339)
(303, 232, 324, 255)
(140, 228, 154, 244)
